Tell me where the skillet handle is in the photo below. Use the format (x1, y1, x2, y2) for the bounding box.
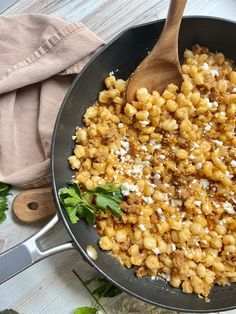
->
(0, 214, 75, 284)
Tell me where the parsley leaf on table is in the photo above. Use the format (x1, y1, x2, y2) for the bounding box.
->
(0, 183, 11, 223)
(73, 270, 122, 314)
(84, 277, 122, 298)
(59, 183, 123, 225)
(74, 307, 97, 314)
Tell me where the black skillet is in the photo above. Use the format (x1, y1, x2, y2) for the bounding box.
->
(1, 17, 236, 313)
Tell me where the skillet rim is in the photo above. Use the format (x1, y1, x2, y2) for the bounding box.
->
(51, 16, 236, 313)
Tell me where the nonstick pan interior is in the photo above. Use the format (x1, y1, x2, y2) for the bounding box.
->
(52, 17, 236, 312)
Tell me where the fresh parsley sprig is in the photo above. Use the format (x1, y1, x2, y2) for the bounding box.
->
(84, 277, 122, 299)
(74, 307, 97, 314)
(59, 183, 123, 225)
(73, 269, 122, 314)
(0, 183, 11, 223)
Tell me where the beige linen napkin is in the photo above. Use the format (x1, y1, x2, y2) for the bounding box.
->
(0, 14, 103, 188)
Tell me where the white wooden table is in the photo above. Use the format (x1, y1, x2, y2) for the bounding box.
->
(1, 0, 236, 313)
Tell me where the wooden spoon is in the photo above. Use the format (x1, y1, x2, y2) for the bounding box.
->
(13, 187, 56, 223)
(126, 0, 187, 102)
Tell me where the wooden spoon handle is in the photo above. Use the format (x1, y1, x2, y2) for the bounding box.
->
(13, 187, 57, 223)
(165, 0, 187, 31)
(151, 0, 187, 62)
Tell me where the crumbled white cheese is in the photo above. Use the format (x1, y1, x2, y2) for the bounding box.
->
(153, 144, 162, 150)
(206, 99, 218, 110)
(212, 139, 223, 146)
(151, 276, 156, 280)
(225, 170, 233, 178)
(171, 199, 183, 207)
(174, 123, 179, 130)
(199, 179, 210, 189)
(220, 111, 226, 116)
(181, 211, 186, 218)
(128, 164, 143, 178)
(121, 182, 140, 196)
(140, 120, 150, 127)
(138, 224, 146, 232)
(152, 247, 160, 255)
(193, 142, 199, 148)
(223, 201, 235, 214)
(171, 243, 176, 251)
(210, 69, 219, 77)
(204, 227, 209, 233)
(213, 201, 220, 209)
(201, 62, 209, 70)
(189, 154, 195, 160)
(206, 98, 213, 108)
(118, 123, 124, 128)
(156, 207, 163, 215)
(141, 145, 148, 152)
(232, 87, 236, 93)
(142, 196, 154, 205)
(109, 71, 114, 76)
(230, 160, 236, 167)
(164, 193, 169, 202)
(160, 216, 166, 221)
(154, 173, 161, 180)
(116, 147, 127, 156)
(204, 123, 212, 132)
(159, 154, 165, 160)
(194, 200, 202, 207)
(116, 138, 130, 156)
(121, 139, 130, 150)
(141, 160, 150, 166)
(196, 162, 202, 170)
(72, 135, 76, 140)
(148, 182, 156, 188)
(159, 273, 170, 282)
(212, 101, 218, 109)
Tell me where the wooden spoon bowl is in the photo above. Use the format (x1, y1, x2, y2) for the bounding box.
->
(126, 0, 187, 102)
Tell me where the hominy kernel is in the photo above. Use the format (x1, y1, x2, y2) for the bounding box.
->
(181, 80, 193, 94)
(143, 237, 157, 250)
(176, 149, 188, 159)
(223, 235, 235, 245)
(136, 88, 151, 103)
(124, 103, 137, 117)
(99, 236, 113, 250)
(74, 145, 85, 158)
(190, 223, 203, 235)
(128, 244, 139, 256)
(145, 255, 160, 269)
(170, 276, 181, 288)
(166, 99, 178, 112)
(135, 110, 149, 120)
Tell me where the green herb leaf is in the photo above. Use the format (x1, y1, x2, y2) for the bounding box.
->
(0, 183, 11, 197)
(84, 277, 122, 298)
(59, 183, 123, 225)
(74, 307, 97, 314)
(0, 183, 11, 223)
(88, 184, 123, 218)
(59, 183, 96, 225)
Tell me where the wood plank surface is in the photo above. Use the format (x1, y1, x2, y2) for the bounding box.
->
(0, 0, 236, 313)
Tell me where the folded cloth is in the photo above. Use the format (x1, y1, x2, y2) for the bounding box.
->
(0, 14, 103, 188)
